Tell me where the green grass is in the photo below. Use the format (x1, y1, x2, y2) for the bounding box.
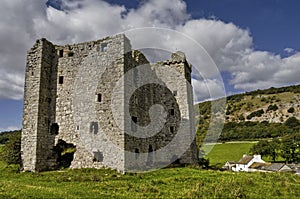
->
(204, 142, 256, 168)
(0, 161, 299, 198)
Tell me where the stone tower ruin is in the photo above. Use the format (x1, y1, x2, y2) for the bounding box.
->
(21, 34, 197, 173)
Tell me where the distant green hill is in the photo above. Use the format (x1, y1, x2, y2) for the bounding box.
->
(195, 84, 300, 144)
(0, 130, 21, 144)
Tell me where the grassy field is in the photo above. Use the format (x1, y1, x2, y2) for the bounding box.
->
(203, 142, 256, 168)
(0, 161, 300, 198)
(203, 142, 287, 168)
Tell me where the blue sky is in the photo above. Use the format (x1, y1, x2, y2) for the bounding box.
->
(186, 0, 300, 56)
(0, 0, 300, 132)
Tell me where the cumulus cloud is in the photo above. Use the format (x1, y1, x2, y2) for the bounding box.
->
(0, 0, 299, 102)
(0, 0, 47, 99)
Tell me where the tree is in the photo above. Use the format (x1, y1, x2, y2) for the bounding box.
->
(285, 117, 299, 129)
(249, 139, 280, 162)
(268, 139, 280, 162)
(249, 140, 270, 158)
(0, 131, 21, 164)
(280, 137, 300, 163)
(198, 149, 209, 168)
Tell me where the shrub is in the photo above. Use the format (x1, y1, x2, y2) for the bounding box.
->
(246, 109, 264, 120)
(285, 117, 299, 129)
(0, 131, 21, 165)
(267, 104, 278, 112)
(287, 107, 295, 113)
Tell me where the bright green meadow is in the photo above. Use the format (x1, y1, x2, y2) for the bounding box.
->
(203, 142, 256, 168)
(1, 160, 300, 198)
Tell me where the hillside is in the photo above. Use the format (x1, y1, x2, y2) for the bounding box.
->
(195, 84, 300, 143)
(0, 130, 21, 144)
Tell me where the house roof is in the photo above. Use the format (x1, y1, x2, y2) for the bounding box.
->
(266, 163, 291, 171)
(238, 155, 254, 164)
(249, 162, 270, 169)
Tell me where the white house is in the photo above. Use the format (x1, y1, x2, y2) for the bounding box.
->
(232, 154, 265, 172)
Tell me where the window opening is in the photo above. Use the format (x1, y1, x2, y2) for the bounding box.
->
(59, 76, 64, 84)
(97, 94, 102, 102)
(147, 145, 153, 165)
(50, 123, 59, 135)
(93, 151, 104, 162)
(170, 126, 175, 133)
(135, 148, 139, 159)
(90, 122, 99, 134)
(59, 49, 63, 57)
(131, 116, 137, 132)
(170, 109, 175, 116)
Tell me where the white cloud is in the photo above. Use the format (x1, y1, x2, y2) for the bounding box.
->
(0, 0, 299, 102)
(0, 0, 47, 99)
(284, 47, 295, 54)
(192, 78, 226, 103)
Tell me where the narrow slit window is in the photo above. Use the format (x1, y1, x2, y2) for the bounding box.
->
(135, 148, 139, 159)
(59, 76, 64, 84)
(131, 116, 138, 132)
(170, 126, 175, 133)
(170, 109, 175, 116)
(148, 145, 153, 152)
(97, 94, 102, 102)
(59, 49, 64, 57)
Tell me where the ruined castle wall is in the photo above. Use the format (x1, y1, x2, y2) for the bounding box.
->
(53, 34, 129, 171)
(161, 60, 197, 164)
(124, 52, 198, 170)
(21, 39, 57, 171)
(22, 34, 197, 173)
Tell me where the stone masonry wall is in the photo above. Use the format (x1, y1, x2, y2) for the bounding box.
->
(21, 34, 197, 173)
(21, 38, 58, 171)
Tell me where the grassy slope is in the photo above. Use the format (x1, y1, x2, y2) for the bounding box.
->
(0, 162, 299, 198)
(204, 142, 256, 167)
(195, 85, 300, 124)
